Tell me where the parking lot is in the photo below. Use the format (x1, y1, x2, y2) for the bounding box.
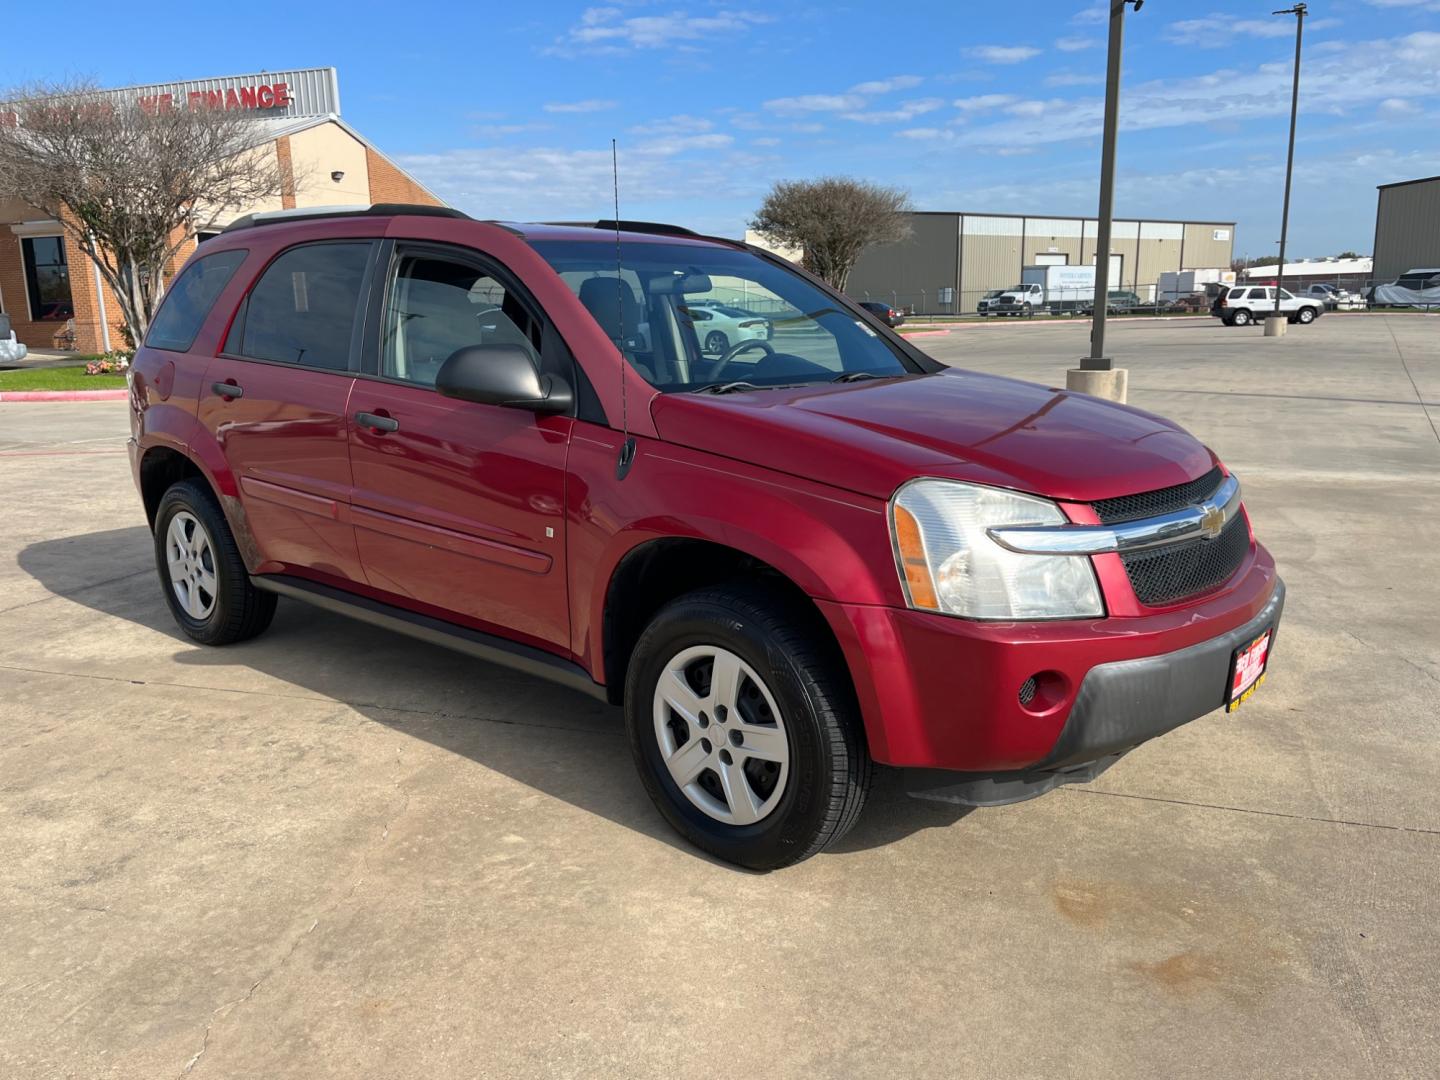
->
(3, 314, 1438, 1079)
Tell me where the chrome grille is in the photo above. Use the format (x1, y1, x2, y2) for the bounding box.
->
(1092, 466, 1224, 525)
(1120, 513, 1251, 606)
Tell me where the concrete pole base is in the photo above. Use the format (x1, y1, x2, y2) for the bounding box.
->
(1066, 367, 1129, 403)
(1263, 316, 1288, 337)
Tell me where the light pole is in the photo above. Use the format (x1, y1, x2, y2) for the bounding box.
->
(1069, 0, 1141, 402)
(1269, 3, 1307, 327)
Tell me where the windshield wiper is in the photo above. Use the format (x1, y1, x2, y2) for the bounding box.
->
(693, 380, 764, 395)
(832, 371, 893, 383)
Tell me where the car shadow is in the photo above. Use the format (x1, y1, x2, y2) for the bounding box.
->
(18, 526, 976, 867)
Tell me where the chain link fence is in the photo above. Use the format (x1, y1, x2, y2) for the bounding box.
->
(849, 276, 1440, 318)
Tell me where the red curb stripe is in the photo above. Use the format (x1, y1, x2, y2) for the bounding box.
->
(0, 389, 129, 403)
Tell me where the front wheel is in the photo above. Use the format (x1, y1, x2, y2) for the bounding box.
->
(1296, 306, 1316, 324)
(1231, 308, 1253, 326)
(625, 584, 871, 870)
(153, 479, 276, 645)
(1022, 303, 1033, 318)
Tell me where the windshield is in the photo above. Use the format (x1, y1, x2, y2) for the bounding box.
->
(530, 239, 911, 392)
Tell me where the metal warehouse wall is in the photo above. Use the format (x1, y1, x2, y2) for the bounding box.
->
(847, 212, 1236, 313)
(846, 213, 958, 309)
(1373, 177, 1440, 282)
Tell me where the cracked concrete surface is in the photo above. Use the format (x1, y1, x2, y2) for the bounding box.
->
(2, 315, 1438, 1079)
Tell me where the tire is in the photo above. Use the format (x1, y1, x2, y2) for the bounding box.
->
(1022, 303, 1033, 318)
(624, 584, 871, 870)
(1296, 306, 1316, 324)
(153, 479, 276, 646)
(704, 331, 729, 355)
(1231, 309, 1253, 327)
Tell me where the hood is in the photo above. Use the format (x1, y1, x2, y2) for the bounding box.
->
(649, 369, 1215, 502)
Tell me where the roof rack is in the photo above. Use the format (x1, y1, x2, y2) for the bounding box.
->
(223, 203, 470, 233)
(546, 219, 700, 238)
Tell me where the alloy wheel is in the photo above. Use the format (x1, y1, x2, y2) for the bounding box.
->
(652, 645, 790, 826)
(165, 511, 218, 620)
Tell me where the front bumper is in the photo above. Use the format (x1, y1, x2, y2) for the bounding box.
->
(816, 543, 1281, 774)
(903, 578, 1285, 805)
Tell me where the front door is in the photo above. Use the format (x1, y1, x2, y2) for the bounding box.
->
(346, 243, 572, 654)
(199, 240, 377, 584)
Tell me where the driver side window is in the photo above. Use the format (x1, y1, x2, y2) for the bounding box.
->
(382, 253, 541, 387)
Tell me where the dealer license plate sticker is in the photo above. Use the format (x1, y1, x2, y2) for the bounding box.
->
(1226, 629, 1272, 713)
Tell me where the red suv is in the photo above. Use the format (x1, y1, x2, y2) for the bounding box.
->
(129, 205, 1283, 869)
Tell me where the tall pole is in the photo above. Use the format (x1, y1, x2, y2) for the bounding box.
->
(1084, 0, 1135, 370)
(1272, 3, 1306, 317)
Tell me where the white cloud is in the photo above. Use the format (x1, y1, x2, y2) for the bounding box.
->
(1071, 2, 1108, 25)
(752, 136, 781, 146)
(1379, 97, 1421, 113)
(848, 75, 924, 94)
(1165, 16, 1343, 46)
(896, 127, 955, 143)
(396, 135, 768, 226)
(550, 7, 770, 54)
(953, 93, 1017, 111)
(965, 45, 1042, 64)
(628, 115, 714, 135)
(941, 31, 1440, 149)
(544, 99, 617, 114)
(1045, 71, 1104, 87)
(1005, 100, 1048, 117)
(1055, 36, 1100, 51)
(1365, 0, 1440, 8)
(840, 98, 946, 124)
(764, 93, 865, 114)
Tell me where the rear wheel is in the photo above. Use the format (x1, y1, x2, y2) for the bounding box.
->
(1231, 308, 1253, 326)
(704, 330, 729, 355)
(153, 479, 275, 645)
(625, 584, 870, 870)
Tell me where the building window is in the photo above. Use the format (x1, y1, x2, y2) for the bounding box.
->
(23, 236, 74, 322)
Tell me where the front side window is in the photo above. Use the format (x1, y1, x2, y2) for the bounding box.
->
(22, 236, 72, 321)
(145, 248, 248, 353)
(531, 239, 910, 392)
(237, 242, 371, 370)
(382, 253, 542, 386)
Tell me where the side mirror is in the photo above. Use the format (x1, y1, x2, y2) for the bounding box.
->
(435, 344, 574, 415)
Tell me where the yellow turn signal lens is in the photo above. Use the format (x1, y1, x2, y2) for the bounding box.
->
(892, 504, 939, 610)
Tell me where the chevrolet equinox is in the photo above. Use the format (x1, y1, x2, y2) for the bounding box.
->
(129, 205, 1284, 869)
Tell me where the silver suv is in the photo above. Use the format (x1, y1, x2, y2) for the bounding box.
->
(1214, 285, 1322, 327)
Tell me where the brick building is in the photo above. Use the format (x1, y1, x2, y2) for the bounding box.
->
(0, 67, 441, 354)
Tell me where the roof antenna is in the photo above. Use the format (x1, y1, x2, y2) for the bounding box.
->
(612, 138, 636, 480)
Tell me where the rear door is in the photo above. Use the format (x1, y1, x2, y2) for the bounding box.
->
(345, 241, 573, 653)
(199, 240, 378, 584)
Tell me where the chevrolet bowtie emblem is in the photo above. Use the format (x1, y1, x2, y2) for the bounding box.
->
(1199, 502, 1226, 540)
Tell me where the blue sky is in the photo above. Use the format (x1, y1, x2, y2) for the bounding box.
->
(18, 0, 1440, 257)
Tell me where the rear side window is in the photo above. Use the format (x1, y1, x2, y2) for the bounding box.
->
(236, 242, 371, 370)
(145, 249, 247, 352)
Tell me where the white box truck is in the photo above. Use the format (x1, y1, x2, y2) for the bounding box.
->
(991, 264, 1096, 316)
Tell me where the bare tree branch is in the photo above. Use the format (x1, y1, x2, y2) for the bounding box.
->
(750, 177, 912, 293)
(0, 77, 287, 344)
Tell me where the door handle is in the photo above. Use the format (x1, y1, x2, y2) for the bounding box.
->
(211, 380, 244, 400)
(356, 411, 400, 433)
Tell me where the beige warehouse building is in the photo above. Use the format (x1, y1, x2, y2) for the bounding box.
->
(1372, 175, 1440, 283)
(846, 211, 1236, 314)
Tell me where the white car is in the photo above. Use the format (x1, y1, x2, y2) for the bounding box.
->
(1214, 285, 1322, 326)
(684, 302, 772, 354)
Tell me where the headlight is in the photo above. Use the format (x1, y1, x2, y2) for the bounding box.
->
(889, 479, 1103, 620)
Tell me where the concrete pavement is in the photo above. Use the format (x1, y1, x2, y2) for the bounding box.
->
(2, 315, 1437, 1078)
